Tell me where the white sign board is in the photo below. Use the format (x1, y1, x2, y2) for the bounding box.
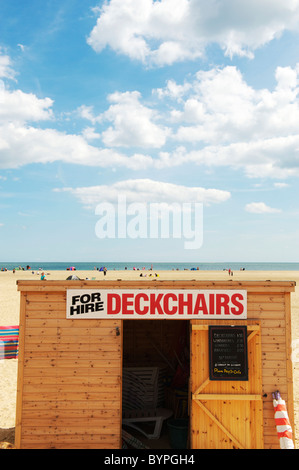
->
(66, 289, 247, 320)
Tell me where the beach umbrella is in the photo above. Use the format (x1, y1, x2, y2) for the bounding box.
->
(272, 390, 294, 449)
(66, 275, 80, 280)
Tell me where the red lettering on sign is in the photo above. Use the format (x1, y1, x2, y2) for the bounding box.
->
(97, 290, 246, 317)
(216, 293, 230, 315)
(107, 293, 121, 314)
(163, 293, 178, 315)
(178, 293, 193, 314)
(122, 293, 134, 315)
(209, 293, 215, 315)
(193, 294, 208, 315)
(231, 293, 244, 315)
(135, 293, 149, 315)
(150, 293, 164, 315)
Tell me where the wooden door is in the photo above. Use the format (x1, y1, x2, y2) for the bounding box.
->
(190, 320, 264, 449)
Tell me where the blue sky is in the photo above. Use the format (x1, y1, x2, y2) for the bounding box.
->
(1, 0, 299, 263)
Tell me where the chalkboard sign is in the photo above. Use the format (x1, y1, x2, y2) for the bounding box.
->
(209, 325, 248, 381)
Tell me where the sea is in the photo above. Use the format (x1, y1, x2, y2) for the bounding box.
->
(1, 261, 299, 272)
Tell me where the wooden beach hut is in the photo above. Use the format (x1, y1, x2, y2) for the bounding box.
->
(15, 279, 296, 449)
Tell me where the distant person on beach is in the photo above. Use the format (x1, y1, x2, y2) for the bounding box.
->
(103, 267, 107, 276)
(40, 272, 46, 280)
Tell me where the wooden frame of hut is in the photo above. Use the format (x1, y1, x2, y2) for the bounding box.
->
(15, 279, 296, 449)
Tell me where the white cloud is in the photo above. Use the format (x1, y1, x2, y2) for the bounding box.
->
(87, 0, 198, 66)
(77, 105, 101, 124)
(169, 135, 299, 178)
(274, 182, 289, 188)
(172, 65, 299, 145)
(245, 202, 281, 214)
(0, 123, 155, 170)
(154, 79, 192, 101)
(81, 127, 101, 141)
(100, 91, 170, 148)
(0, 81, 53, 123)
(150, 64, 299, 178)
(2, 52, 299, 180)
(58, 178, 231, 208)
(0, 51, 16, 80)
(0, 77, 156, 170)
(17, 44, 26, 52)
(78, 91, 171, 149)
(87, 0, 299, 66)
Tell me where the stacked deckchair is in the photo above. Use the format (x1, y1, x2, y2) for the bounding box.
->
(0, 326, 19, 359)
(122, 366, 168, 410)
(122, 366, 172, 439)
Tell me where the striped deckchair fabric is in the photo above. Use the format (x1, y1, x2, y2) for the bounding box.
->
(0, 326, 19, 359)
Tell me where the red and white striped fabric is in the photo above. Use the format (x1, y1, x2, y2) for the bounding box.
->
(272, 391, 294, 449)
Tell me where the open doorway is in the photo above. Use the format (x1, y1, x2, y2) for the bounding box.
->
(122, 320, 190, 449)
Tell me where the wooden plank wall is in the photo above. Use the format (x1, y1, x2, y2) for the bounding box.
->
(247, 290, 294, 448)
(15, 291, 122, 449)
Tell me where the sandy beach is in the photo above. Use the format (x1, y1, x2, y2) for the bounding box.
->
(1, 267, 299, 448)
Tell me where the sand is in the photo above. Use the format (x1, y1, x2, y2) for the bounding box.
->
(1, 267, 299, 448)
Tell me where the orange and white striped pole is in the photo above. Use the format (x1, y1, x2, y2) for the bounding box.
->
(272, 391, 294, 449)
